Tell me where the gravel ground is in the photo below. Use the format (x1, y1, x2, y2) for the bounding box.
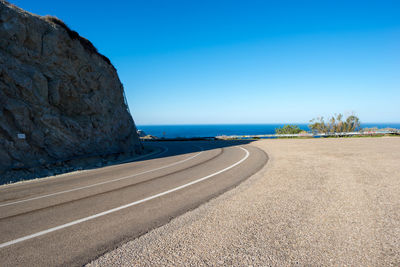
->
(88, 137, 400, 266)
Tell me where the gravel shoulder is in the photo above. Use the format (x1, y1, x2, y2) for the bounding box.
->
(88, 138, 400, 266)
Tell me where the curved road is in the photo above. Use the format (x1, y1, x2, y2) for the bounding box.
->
(0, 141, 267, 266)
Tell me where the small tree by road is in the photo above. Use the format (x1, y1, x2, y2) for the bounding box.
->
(309, 113, 361, 134)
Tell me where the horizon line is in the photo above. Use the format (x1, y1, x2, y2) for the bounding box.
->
(137, 122, 400, 126)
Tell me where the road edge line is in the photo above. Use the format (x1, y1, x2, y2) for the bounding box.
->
(0, 146, 249, 249)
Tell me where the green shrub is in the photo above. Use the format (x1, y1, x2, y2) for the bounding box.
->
(275, 125, 302, 134)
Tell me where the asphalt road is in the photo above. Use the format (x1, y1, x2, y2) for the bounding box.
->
(0, 141, 267, 266)
(87, 138, 400, 266)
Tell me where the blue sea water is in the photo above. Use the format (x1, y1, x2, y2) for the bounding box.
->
(137, 123, 400, 138)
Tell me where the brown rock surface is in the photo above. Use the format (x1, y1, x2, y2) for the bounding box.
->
(0, 1, 142, 182)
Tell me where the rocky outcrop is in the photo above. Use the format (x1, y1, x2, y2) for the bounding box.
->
(0, 1, 142, 182)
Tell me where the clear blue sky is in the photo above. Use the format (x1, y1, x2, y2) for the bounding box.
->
(12, 0, 400, 124)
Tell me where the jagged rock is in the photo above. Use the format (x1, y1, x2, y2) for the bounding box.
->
(0, 1, 143, 180)
(137, 130, 146, 137)
(142, 135, 159, 140)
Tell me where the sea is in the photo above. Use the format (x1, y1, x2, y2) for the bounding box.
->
(137, 123, 400, 139)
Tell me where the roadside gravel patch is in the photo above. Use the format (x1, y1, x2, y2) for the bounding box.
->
(88, 138, 400, 266)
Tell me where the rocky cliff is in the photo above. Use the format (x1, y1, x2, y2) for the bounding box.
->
(0, 1, 142, 182)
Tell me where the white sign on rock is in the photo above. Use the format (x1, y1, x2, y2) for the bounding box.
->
(17, 133, 26, 139)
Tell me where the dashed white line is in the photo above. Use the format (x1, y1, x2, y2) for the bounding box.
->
(120, 144, 169, 163)
(0, 145, 202, 208)
(0, 146, 249, 249)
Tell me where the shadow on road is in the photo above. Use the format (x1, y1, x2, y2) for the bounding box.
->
(0, 140, 256, 186)
(135, 139, 256, 162)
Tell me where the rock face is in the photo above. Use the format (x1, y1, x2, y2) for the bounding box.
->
(0, 1, 142, 178)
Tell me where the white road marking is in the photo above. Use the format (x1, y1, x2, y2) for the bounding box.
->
(120, 144, 169, 163)
(0, 146, 249, 249)
(0, 145, 169, 192)
(0, 145, 203, 208)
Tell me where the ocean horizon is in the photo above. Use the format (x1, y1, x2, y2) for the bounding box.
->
(137, 123, 400, 138)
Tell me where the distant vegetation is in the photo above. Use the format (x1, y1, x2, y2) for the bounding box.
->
(275, 124, 302, 134)
(275, 113, 362, 135)
(309, 113, 361, 134)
